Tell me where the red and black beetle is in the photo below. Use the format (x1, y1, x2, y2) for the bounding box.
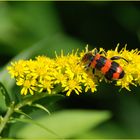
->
(82, 48, 128, 80)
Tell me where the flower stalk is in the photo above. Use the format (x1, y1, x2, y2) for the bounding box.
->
(7, 45, 140, 96)
(0, 102, 15, 135)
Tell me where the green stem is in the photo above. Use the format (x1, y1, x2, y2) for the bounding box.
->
(0, 93, 47, 136)
(0, 101, 15, 135)
(0, 85, 63, 136)
(15, 85, 63, 110)
(15, 92, 48, 109)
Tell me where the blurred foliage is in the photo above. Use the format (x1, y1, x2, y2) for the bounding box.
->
(9, 110, 110, 138)
(0, 1, 140, 139)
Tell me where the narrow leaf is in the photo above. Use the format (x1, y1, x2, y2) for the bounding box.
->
(29, 103, 51, 115)
(0, 82, 11, 106)
(14, 110, 32, 119)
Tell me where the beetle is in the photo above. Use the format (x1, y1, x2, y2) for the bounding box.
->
(81, 48, 128, 80)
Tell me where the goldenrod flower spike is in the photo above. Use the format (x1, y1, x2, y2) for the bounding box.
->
(7, 45, 140, 96)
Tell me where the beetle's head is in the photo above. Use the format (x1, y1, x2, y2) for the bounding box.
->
(81, 52, 94, 65)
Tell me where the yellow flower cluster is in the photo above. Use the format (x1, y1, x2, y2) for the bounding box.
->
(7, 44, 140, 96)
(7, 51, 97, 96)
(106, 44, 140, 90)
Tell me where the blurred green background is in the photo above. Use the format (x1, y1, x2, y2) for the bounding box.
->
(0, 1, 140, 139)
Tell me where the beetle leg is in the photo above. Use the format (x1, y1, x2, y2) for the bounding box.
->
(84, 63, 91, 70)
(92, 68, 95, 74)
(110, 56, 128, 63)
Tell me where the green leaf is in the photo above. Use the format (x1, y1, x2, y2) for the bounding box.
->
(14, 109, 32, 119)
(29, 103, 51, 115)
(14, 118, 60, 138)
(9, 110, 111, 138)
(0, 82, 11, 109)
(0, 116, 3, 124)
